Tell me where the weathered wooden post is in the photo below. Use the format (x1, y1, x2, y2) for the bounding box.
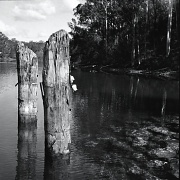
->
(16, 42, 38, 122)
(16, 42, 38, 179)
(42, 30, 71, 154)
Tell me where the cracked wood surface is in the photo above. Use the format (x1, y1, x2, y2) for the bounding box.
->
(42, 30, 71, 155)
(16, 42, 38, 123)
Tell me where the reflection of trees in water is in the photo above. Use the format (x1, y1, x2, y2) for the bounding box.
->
(72, 72, 179, 130)
(161, 88, 167, 126)
(69, 71, 179, 179)
(161, 88, 167, 117)
(71, 71, 179, 143)
(15, 119, 37, 180)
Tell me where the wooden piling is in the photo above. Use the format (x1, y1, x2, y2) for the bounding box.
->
(16, 42, 38, 123)
(42, 30, 71, 154)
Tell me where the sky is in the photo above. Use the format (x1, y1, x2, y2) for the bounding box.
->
(0, 0, 83, 42)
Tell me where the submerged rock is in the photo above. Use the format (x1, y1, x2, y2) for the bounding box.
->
(171, 133, 179, 140)
(113, 140, 133, 152)
(148, 126, 169, 136)
(170, 158, 179, 179)
(84, 140, 98, 148)
(130, 128, 152, 140)
(147, 141, 161, 149)
(167, 141, 179, 153)
(110, 125, 122, 133)
(133, 137, 148, 147)
(133, 153, 147, 162)
(149, 147, 177, 160)
(128, 128, 151, 148)
(127, 164, 144, 176)
(143, 172, 165, 180)
(147, 160, 169, 169)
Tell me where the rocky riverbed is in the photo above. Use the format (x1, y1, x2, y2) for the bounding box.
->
(80, 115, 179, 179)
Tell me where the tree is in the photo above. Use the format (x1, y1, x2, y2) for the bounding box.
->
(69, 0, 179, 70)
(176, 0, 180, 46)
(166, 0, 173, 57)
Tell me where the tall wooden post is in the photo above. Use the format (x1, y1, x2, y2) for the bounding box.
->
(42, 30, 71, 155)
(16, 42, 38, 123)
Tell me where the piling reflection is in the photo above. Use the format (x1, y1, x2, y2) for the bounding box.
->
(15, 117, 37, 180)
(161, 88, 167, 117)
(44, 141, 70, 180)
(72, 71, 179, 121)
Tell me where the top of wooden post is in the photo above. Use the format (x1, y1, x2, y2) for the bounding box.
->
(44, 29, 70, 58)
(16, 42, 37, 66)
(43, 30, 70, 87)
(16, 42, 38, 84)
(48, 29, 69, 42)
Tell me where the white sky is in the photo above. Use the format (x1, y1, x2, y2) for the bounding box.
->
(0, 0, 83, 42)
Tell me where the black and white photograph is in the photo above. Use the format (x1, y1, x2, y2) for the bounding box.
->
(0, 0, 179, 179)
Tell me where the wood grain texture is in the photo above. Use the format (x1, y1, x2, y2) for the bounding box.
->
(16, 42, 38, 123)
(43, 30, 71, 155)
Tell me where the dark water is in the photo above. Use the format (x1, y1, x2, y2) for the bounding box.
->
(0, 63, 179, 179)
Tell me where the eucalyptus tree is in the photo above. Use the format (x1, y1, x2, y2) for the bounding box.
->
(69, 0, 179, 69)
(176, 0, 180, 45)
(166, 0, 173, 57)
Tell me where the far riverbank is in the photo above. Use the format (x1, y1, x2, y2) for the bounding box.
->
(73, 64, 179, 81)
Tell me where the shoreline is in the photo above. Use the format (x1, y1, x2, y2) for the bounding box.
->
(0, 61, 16, 64)
(73, 64, 179, 81)
(0, 58, 16, 63)
(101, 67, 179, 81)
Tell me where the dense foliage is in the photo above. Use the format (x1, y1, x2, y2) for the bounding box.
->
(69, 0, 180, 70)
(0, 32, 16, 61)
(0, 32, 44, 62)
(24, 41, 44, 61)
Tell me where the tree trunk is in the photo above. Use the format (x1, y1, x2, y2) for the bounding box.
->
(16, 42, 38, 123)
(176, 0, 180, 46)
(145, 0, 149, 60)
(105, 5, 108, 61)
(166, 0, 173, 57)
(101, 0, 108, 62)
(136, 14, 140, 65)
(131, 13, 136, 67)
(152, 0, 157, 51)
(42, 30, 71, 155)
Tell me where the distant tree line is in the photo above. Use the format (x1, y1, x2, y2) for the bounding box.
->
(24, 41, 44, 61)
(68, 0, 180, 70)
(0, 32, 44, 62)
(0, 32, 16, 61)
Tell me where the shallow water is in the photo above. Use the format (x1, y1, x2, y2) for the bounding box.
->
(0, 62, 179, 179)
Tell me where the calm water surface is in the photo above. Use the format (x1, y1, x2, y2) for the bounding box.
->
(0, 63, 179, 179)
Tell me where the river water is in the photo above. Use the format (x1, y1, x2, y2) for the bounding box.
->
(0, 62, 179, 180)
